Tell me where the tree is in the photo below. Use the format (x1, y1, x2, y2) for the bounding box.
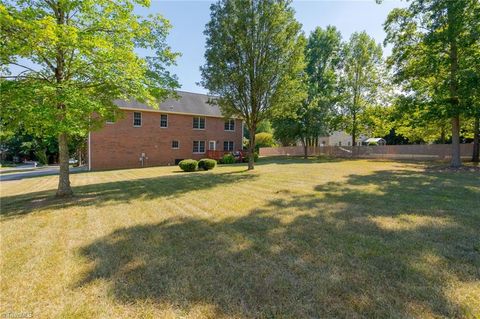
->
(272, 26, 342, 158)
(384, 0, 480, 167)
(255, 132, 276, 150)
(338, 31, 384, 148)
(0, 0, 179, 196)
(200, 0, 305, 170)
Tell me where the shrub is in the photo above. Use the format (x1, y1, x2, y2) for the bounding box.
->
(255, 132, 276, 150)
(198, 158, 217, 170)
(178, 159, 198, 172)
(221, 153, 235, 164)
(242, 152, 259, 163)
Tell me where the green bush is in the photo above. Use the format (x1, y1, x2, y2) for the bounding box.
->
(178, 159, 198, 172)
(221, 153, 235, 164)
(198, 158, 217, 170)
(242, 152, 259, 163)
(255, 132, 276, 150)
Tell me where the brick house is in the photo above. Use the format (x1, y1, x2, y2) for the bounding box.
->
(88, 91, 243, 170)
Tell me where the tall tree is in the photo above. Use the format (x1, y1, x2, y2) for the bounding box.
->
(273, 26, 342, 158)
(384, 0, 479, 167)
(200, 0, 305, 169)
(339, 31, 384, 147)
(0, 0, 179, 196)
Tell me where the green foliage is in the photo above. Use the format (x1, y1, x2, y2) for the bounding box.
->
(34, 149, 48, 165)
(178, 159, 198, 172)
(198, 158, 217, 171)
(220, 154, 235, 164)
(0, 0, 179, 194)
(256, 121, 273, 134)
(273, 26, 343, 148)
(339, 31, 386, 146)
(244, 120, 274, 140)
(255, 132, 276, 150)
(200, 0, 306, 168)
(384, 0, 480, 165)
(242, 152, 259, 163)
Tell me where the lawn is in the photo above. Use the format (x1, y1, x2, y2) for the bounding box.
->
(1, 158, 479, 318)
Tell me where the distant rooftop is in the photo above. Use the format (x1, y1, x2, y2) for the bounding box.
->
(114, 91, 223, 117)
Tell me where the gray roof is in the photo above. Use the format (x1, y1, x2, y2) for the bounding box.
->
(114, 91, 223, 117)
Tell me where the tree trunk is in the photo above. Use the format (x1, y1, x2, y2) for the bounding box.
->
(451, 116, 461, 167)
(448, 3, 461, 167)
(440, 125, 446, 144)
(473, 116, 479, 163)
(351, 113, 357, 148)
(56, 132, 73, 197)
(301, 138, 307, 159)
(248, 127, 256, 170)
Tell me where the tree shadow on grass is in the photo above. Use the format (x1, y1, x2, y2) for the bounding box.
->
(0, 170, 257, 219)
(76, 169, 480, 318)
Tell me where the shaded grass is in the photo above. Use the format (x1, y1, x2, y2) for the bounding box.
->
(1, 159, 479, 318)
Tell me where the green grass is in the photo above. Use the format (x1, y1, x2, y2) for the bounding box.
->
(1, 158, 479, 318)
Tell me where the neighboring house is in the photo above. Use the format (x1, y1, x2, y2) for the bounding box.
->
(363, 137, 386, 146)
(317, 131, 368, 147)
(88, 91, 243, 170)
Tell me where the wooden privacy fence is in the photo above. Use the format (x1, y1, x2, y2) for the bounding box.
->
(259, 144, 474, 160)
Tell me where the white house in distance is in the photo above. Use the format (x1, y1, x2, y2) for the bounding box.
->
(293, 131, 386, 147)
(318, 131, 367, 146)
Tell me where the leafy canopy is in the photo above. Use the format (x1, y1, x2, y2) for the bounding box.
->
(273, 26, 342, 147)
(0, 0, 179, 138)
(200, 0, 305, 131)
(338, 31, 385, 144)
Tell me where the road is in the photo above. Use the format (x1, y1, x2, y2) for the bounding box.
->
(0, 165, 86, 182)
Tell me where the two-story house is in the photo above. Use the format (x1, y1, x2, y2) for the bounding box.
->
(87, 91, 243, 170)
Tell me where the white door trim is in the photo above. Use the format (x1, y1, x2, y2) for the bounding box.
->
(209, 140, 216, 151)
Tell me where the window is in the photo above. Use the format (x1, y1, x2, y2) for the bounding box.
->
(347, 141, 351, 146)
(338, 141, 342, 146)
(223, 141, 234, 151)
(193, 116, 205, 129)
(160, 114, 168, 128)
(133, 112, 142, 127)
(193, 140, 205, 153)
(172, 140, 179, 149)
(224, 119, 235, 131)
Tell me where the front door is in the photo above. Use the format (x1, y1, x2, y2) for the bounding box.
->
(209, 140, 216, 151)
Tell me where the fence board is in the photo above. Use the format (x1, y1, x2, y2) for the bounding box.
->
(259, 144, 474, 160)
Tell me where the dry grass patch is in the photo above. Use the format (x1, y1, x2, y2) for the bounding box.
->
(1, 158, 479, 318)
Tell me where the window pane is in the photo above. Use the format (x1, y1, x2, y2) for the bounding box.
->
(225, 119, 234, 131)
(199, 141, 205, 152)
(200, 118, 205, 129)
(224, 141, 234, 151)
(133, 112, 141, 126)
(193, 117, 199, 128)
(161, 115, 168, 127)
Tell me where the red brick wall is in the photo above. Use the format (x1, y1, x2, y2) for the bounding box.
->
(89, 110, 243, 170)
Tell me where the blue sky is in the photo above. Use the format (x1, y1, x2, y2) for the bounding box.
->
(142, 0, 407, 94)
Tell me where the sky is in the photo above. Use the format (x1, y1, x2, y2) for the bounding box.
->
(140, 0, 407, 94)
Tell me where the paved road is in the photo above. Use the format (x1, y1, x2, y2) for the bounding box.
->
(0, 166, 86, 182)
